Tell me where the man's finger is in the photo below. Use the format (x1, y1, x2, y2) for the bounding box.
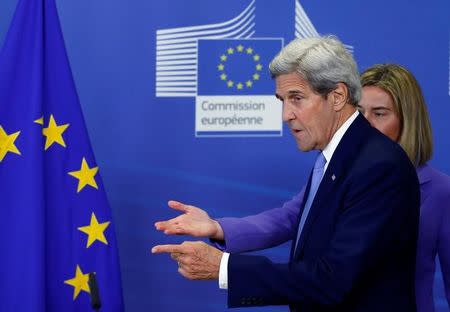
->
(178, 267, 196, 280)
(168, 200, 190, 213)
(154, 219, 178, 231)
(163, 227, 188, 235)
(171, 252, 181, 260)
(151, 244, 186, 254)
(168, 222, 196, 234)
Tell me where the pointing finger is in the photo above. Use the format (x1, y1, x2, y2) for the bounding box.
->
(152, 244, 186, 254)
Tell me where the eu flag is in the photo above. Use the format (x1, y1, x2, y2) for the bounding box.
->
(0, 0, 124, 311)
(197, 38, 283, 96)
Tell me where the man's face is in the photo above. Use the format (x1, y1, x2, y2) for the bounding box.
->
(276, 72, 335, 151)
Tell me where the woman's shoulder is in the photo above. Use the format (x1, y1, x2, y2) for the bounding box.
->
(419, 164, 450, 199)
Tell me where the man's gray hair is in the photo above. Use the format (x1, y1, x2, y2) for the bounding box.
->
(269, 36, 361, 106)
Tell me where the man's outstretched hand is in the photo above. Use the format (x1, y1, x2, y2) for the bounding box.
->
(154, 200, 224, 240)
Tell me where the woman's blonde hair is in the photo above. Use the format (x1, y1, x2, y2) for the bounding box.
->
(361, 64, 433, 166)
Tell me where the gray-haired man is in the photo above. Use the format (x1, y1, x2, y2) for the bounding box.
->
(153, 36, 419, 312)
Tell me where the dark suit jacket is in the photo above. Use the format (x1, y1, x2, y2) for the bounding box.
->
(227, 114, 420, 312)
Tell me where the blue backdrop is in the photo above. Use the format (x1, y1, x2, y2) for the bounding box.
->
(1, 0, 449, 311)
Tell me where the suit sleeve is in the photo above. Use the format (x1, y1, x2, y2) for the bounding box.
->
(211, 187, 305, 253)
(227, 162, 419, 307)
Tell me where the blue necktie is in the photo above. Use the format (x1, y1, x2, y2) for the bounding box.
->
(294, 152, 327, 252)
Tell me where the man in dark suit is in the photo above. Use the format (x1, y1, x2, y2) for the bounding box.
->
(152, 36, 420, 311)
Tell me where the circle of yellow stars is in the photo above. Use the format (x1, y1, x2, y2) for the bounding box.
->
(217, 44, 262, 91)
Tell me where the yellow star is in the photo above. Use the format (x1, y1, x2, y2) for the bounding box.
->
(227, 80, 234, 88)
(227, 47, 234, 54)
(256, 64, 263, 71)
(246, 47, 253, 54)
(217, 64, 225, 71)
(253, 73, 260, 80)
(68, 158, 99, 193)
(220, 54, 227, 62)
(253, 54, 260, 61)
(0, 126, 21, 162)
(220, 73, 227, 80)
(236, 83, 243, 90)
(236, 44, 244, 52)
(78, 212, 110, 248)
(42, 115, 69, 150)
(64, 265, 90, 300)
(34, 117, 44, 125)
(246, 80, 253, 87)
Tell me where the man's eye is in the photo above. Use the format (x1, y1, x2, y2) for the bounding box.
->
(374, 112, 385, 117)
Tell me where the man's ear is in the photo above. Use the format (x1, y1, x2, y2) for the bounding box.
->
(330, 82, 349, 112)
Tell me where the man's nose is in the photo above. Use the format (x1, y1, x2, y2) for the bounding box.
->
(282, 102, 295, 122)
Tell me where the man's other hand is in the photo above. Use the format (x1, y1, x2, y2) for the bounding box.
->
(152, 241, 223, 280)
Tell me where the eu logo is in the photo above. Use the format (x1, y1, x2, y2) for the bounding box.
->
(196, 39, 283, 137)
(198, 39, 281, 96)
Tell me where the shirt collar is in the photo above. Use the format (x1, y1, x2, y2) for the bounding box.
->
(322, 110, 359, 170)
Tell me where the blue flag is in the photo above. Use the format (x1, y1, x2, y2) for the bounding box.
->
(197, 38, 283, 96)
(0, 0, 124, 311)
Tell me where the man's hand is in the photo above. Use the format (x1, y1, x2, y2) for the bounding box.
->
(155, 200, 224, 240)
(152, 241, 223, 280)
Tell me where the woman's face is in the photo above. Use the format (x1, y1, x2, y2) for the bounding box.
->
(358, 86, 402, 142)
